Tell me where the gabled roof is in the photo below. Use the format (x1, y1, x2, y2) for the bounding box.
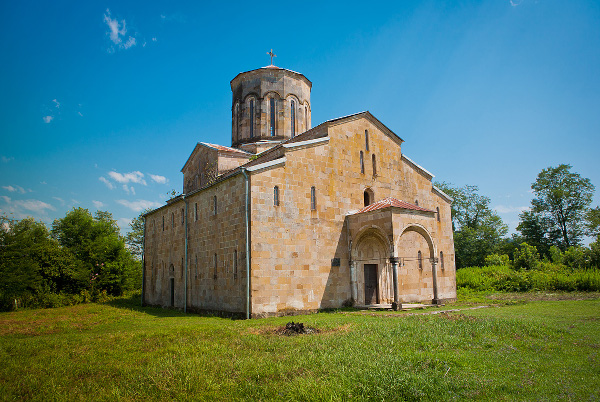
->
(351, 197, 435, 215)
(181, 142, 251, 172)
(200, 142, 252, 156)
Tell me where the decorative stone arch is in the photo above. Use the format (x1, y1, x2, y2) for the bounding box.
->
(351, 225, 393, 306)
(285, 94, 300, 137)
(395, 223, 436, 259)
(395, 223, 441, 304)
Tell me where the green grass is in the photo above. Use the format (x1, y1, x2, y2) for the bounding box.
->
(0, 293, 599, 401)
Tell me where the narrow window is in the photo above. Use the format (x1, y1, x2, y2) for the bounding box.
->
(250, 99, 255, 138)
(440, 251, 445, 270)
(418, 250, 423, 269)
(270, 98, 276, 136)
(234, 103, 239, 141)
(162, 216, 164, 231)
(194, 203, 198, 221)
(291, 100, 296, 137)
(171, 212, 174, 228)
(181, 257, 184, 277)
(305, 105, 308, 130)
(415, 200, 419, 206)
(360, 151, 365, 174)
(364, 190, 370, 207)
(195, 255, 198, 279)
(437, 207, 440, 222)
(310, 186, 316, 210)
(213, 253, 217, 279)
(274, 186, 280, 206)
(233, 250, 238, 279)
(181, 208, 184, 224)
(365, 130, 369, 151)
(213, 195, 217, 215)
(372, 154, 377, 176)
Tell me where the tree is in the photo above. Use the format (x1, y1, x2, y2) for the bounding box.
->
(125, 209, 151, 260)
(516, 210, 555, 257)
(435, 182, 508, 267)
(586, 206, 600, 241)
(525, 164, 595, 250)
(52, 208, 140, 295)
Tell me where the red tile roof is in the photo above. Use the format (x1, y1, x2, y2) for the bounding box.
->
(354, 197, 435, 214)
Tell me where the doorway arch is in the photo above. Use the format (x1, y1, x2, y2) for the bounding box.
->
(352, 226, 392, 305)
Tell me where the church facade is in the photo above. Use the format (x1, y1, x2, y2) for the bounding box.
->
(142, 64, 456, 318)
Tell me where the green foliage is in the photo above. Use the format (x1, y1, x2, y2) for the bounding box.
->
(484, 253, 509, 266)
(586, 206, 600, 241)
(549, 245, 563, 264)
(457, 265, 600, 292)
(522, 164, 595, 250)
(435, 182, 508, 268)
(124, 209, 150, 260)
(563, 246, 592, 270)
(512, 242, 540, 270)
(0, 208, 141, 311)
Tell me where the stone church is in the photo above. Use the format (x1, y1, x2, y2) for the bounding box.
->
(142, 61, 456, 318)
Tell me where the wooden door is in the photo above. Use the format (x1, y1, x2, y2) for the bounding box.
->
(364, 264, 378, 304)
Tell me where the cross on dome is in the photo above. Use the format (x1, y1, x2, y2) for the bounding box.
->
(267, 49, 277, 66)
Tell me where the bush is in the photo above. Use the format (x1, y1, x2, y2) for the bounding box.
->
(512, 242, 540, 270)
(457, 265, 600, 292)
(485, 254, 510, 266)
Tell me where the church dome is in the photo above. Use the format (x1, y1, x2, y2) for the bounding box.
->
(230, 66, 312, 150)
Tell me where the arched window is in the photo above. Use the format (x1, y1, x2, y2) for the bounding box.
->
(171, 212, 174, 228)
(290, 100, 296, 137)
(372, 154, 377, 176)
(437, 207, 440, 222)
(270, 98, 276, 136)
(418, 250, 422, 269)
(162, 216, 165, 231)
(440, 251, 444, 270)
(213, 253, 218, 279)
(194, 203, 198, 221)
(310, 186, 316, 210)
(274, 186, 280, 206)
(365, 130, 369, 151)
(213, 195, 217, 215)
(249, 99, 255, 138)
(305, 105, 308, 130)
(233, 102, 239, 141)
(364, 188, 374, 207)
(181, 208, 184, 224)
(360, 151, 364, 174)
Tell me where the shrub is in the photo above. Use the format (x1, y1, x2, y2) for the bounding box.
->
(563, 246, 591, 270)
(512, 242, 540, 270)
(485, 254, 510, 266)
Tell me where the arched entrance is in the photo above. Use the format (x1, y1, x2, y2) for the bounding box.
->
(351, 226, 392, 305)
(395, 224, 440, 303)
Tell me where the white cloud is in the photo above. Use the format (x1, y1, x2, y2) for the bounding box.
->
(2, 185, 26, 194)
(40, 181, 47, 185)
(71, 199, 80, 205)
(494, 205, 530, 214)
(99, 176, 115, 190)
(108, 170, 146, 185)
(1, 197, 56, 218)
(152, 37, 157, 42)
(122, 184, 130, 194)
(52, 196, 65, 206)
(510, 0, 524, 6)
(43, 116, 53, 123)
(52, 99, 60, 109)
(103, 9, 137, 52)
(78, 111, 83, 117)
(92, 200, 105, 208)
(1, 156, 13, 163)
(116, 199, 161, 212)
(149, 174, 168, 184)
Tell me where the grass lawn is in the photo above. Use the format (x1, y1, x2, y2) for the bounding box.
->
(0, 292, 598, 401)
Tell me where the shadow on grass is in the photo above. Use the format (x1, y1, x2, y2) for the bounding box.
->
(102, 292, 245, 320)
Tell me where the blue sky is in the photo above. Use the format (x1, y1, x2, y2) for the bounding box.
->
(1, 0, 599, 238)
